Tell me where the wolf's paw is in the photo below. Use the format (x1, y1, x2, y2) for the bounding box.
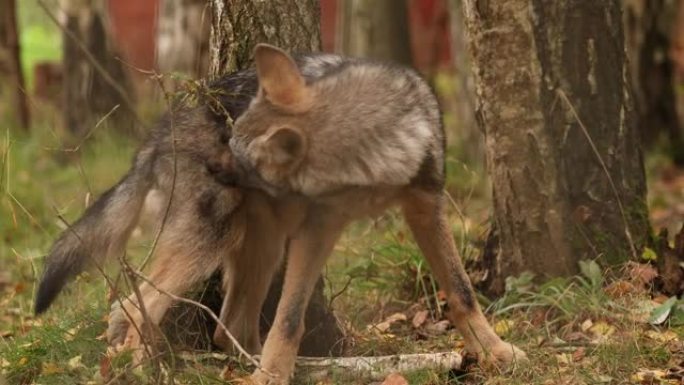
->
(106, 302, 130, 346)
(248, 369, 289, 385)
(481, 342, 527, 369)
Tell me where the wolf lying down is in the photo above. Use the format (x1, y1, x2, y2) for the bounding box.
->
(36, 44, 525, 384)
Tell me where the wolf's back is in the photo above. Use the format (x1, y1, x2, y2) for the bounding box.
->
(35, 145, 156, 314)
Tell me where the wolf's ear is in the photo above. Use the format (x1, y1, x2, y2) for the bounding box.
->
(262, 126, 306, 165)
(254, 44, 312, 112)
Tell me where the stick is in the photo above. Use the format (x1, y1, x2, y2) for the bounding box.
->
(186, 351, 463, 381)
(296, 352, 463, 381)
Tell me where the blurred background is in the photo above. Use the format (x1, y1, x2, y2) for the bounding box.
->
(2, 0, 684, 229)
(2, 2, 684, 383)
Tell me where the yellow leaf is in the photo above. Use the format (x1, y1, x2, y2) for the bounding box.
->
(41, 362, 63, 375)
(631, 369, 667, 382)
(645, 329, 679, 343)
(580, 319, 593, 332)
(589, 322, 615, 339)
(18, 357, 27, 366)
(67, 355, 83, 370)
(494, 319, 514, 336)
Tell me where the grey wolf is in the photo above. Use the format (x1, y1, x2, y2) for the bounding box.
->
(227, 44, 526, 384)
(34, 71, 305, 356)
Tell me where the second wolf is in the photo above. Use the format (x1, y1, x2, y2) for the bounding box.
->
(34, 71, 307, 355)
(227, 45, 527, 384)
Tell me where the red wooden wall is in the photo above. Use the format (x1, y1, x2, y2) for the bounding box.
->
(106, 0, 453, 78)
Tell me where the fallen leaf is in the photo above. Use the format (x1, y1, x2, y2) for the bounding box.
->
(67, 355, 83, 370)
(605, 280, 637, 297)
(425, 320, 450, 335)
(581, 319, 593, 332)
(641, 248, 658, 261)
(631, 369, 667, 383)
(556, 353, 572, 366)
(645, 329, 679, 343)
(629, 263, 659, 286)
(589, 321, 615, 343)
(494, 319, 513, 336)
(649, 296, 677, 325)
(41, 362, 63, 375)
(369, 313, 407, 333)
(572, 347, 585, 362)
(381, 373, 408, 385)
(412, 310, 428, 329)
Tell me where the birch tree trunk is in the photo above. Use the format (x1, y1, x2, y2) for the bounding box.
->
(337, 0, 412, 65)
(156, 0, 210, 79)
(463, 1, 650, 295)
(207, 0, 343, 357)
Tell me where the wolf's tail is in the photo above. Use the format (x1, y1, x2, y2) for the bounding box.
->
(35, 146, 157, 314)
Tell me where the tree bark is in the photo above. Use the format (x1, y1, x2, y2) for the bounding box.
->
(623, 0, 684, 164)
(61, 0, 136, 138)
(463, 1, 649, 295)
(1, 0, 29, 131)
(206, 0, 344, 357)
(209, 0, 320, 76)
(337, 0, 412, 65)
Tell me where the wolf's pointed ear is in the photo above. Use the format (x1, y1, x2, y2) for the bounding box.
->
(254, 44, 312, 112)
(263, 126, 306, 165)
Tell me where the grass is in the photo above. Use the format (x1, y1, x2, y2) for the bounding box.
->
(2, 107, 684, 384)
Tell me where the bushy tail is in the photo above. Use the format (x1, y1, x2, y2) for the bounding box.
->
(35, 147, 156, 314)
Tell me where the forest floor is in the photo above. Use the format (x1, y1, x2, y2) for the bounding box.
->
(3, 111, 684, 385)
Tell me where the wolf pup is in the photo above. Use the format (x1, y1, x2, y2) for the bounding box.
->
(227, 44, 527, 384)
(34, 71, 305, 357)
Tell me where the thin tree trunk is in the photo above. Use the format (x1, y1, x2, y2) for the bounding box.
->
(207, 0, 344, 357)
(156, 0, 210, 79)
(463, 1, 649, 295)
(2, 0, 29, 131)
(447, 0, 481, 164)
(337, 0, 412, 65)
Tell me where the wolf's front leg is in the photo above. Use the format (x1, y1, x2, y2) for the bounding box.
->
(250, 213, 345, 385)
(401, 189, 526, 368)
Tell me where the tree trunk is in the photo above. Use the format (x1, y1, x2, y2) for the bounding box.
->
(209, 0, 320, 75)
(337, 0, 412, 65)
(623, 0, 684, 164)
(1, 0, 29, 131)
(206, 0, 344, 357)
(463, 1, 649, 295)
(61, 0, 136, 138)
(446, 0, 482, 164)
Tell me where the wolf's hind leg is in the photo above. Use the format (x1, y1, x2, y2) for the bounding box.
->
(401, 189, 526, 368)
(214, 199, 288, 355)
(108, 243, 220, 357)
